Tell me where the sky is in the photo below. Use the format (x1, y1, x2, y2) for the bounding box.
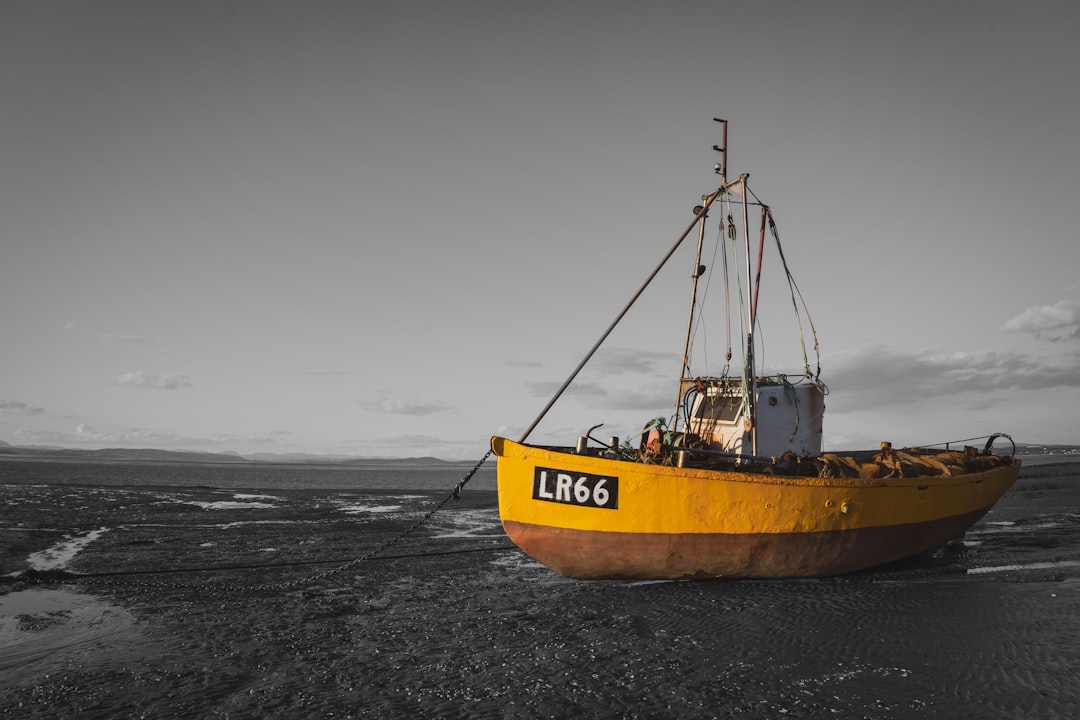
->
(2, 1, 1079, 459)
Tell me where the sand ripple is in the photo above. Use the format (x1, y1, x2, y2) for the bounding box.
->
(0, 588, 145, 688)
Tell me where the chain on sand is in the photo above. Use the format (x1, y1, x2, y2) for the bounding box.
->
(14, 450, 493, 596)
(255, 449, 494, 593)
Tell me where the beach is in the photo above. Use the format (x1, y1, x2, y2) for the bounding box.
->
(2, 457, 1079, 719)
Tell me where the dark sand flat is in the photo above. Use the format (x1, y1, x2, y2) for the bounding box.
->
(2, 461, 1079, 719)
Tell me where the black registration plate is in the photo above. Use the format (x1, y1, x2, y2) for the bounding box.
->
(532, 466, 618, 509)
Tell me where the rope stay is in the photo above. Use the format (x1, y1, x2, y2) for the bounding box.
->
(522, 183, 728, 443)
(766, 206, 822, 381)
(723, 182, 821, 385)
(678, 177, 823, 441)
(685, 214, 723, 376)
(686, 199, 732, 379)
(912, 432, 1016, 457)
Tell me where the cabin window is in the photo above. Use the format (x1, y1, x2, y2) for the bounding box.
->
(694, 393, 742, 423)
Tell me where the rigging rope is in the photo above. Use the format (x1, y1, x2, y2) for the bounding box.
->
(727, 210, 752, 414)
(766, 207, 822, 380)
(720, 202, 733, 372)
(912, 433, 1016, 456)
(686, 215, 726, 377)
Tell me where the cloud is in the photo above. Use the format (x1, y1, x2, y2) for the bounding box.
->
(827, 346, 1080, 411)
(602, 387, 676, 411)
(339, 433, 490, 459)
(588, 348, 673, 375)
(116, 371, 193, 389)
(16, 424, 180, 446)
(527, 380, 607, 400)
(16, 424, 280, 449)
(361, 397, 455, 416)
(524, 379, 672, 412)
(0, 400, 45, 415)
(505, 359, 545, 369)
(1001, 300, 1080, 341)
(72, 423, 194, 445)
(99, 333, 148, 344)
(524, 347, 677, 405)
(367, 434, 450, 448)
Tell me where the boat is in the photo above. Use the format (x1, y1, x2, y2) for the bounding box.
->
(491, 119, 1020, 580)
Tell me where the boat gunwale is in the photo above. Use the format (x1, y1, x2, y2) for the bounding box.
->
(491, 436, 1021, 490)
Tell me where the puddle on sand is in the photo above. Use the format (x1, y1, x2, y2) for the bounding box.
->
(968, 559, 1080, 575)
(427, 508, 504, 539)
(26, 527, 109, 571)
(0, 588, 145, 687)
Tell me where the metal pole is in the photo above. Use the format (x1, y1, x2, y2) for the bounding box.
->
(673, 202, 711, 434)
(518, 186, 726, 444)
(750, 206, 767, 327)
(721, 120, 728, 185)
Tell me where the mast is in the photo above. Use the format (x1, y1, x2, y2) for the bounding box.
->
(713, 117, 728, 185)
(676, 120, 758, 456)
(674, 119, 727, 436)
(742, 172, 756, 455)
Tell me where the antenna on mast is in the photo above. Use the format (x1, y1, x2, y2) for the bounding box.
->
(712, 117, 728, 184)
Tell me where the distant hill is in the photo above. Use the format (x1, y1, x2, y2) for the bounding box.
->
(0, 446, 253, 464)
(246, 453, 486, 467)
(1, 440, 1073, 466)
(0, 444, 489, 467)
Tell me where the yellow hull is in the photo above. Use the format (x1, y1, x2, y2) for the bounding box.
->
(491, 436, 1021, 579)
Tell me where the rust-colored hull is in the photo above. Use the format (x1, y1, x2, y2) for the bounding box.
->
(504, 507, 991, 580)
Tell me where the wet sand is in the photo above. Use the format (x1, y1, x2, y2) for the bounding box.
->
(2, 460, 1079, 718)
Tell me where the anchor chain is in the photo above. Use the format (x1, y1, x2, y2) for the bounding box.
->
(257, 449, 494, 593)
(11, 450, 494, 595)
